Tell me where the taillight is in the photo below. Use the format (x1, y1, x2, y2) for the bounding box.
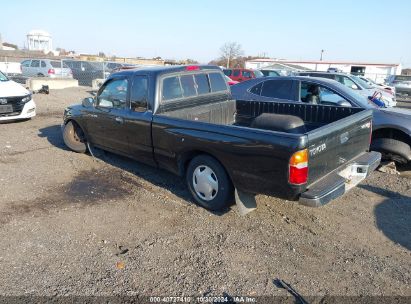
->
(48, 69, 55, 74)
(289, 149, 308, 185)
(186, 65, 200, 71)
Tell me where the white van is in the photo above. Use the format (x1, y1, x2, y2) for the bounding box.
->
(0, 71, 36, 122)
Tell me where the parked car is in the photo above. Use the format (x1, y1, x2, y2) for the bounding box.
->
(0, 70, 36, 122)
(62, 65, 380, 212)
(21, 59, 72, 78)
(105, 62, 138, 73)
(260, 69, 281, 77)
(357, 76, 396, 95)
(386, 75, 411, 97)
(327, 67, 342, 73)
(296, 71, 396, 107)
(224, 68, 263, 82)
(63, 60, 109, 86)
(109, 64, 140, 75)
(231, 76, 411, 164)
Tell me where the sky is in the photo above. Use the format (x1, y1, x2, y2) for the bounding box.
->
(1, 0, 411, 66)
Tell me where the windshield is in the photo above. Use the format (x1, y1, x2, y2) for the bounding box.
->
(352, 75, 373, 89)
(364, 77, 377, 85)
(253, 70, 264, 78)
(0, 71, 9, 81)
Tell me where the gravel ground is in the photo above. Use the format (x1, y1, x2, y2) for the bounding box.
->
(0, 87, 410, 299)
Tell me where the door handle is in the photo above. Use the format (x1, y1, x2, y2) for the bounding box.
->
(115, 117, 124, 124)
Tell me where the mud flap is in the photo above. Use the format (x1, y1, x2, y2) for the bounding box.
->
(235, 189, 257, 216)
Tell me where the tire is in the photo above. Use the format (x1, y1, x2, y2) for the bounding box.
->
(186, 155, 233, 211)
(371, 138, 410, 164)
(63, 121, 87, 153)
(37, 73, 44, 77)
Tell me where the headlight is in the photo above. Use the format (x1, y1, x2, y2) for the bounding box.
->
(21, 94, 32, 103)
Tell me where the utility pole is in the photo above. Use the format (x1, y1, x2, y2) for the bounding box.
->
(320, 49, 324, 61)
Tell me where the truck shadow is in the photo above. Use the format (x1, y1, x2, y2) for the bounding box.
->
(359, 184, 411, 251)
(38, 124, 231, 215)
(38, 124, 70, 151)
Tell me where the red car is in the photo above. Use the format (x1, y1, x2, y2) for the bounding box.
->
(223, 68, 263, 82)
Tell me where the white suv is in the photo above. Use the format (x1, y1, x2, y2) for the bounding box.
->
(0, 71, 36, 122)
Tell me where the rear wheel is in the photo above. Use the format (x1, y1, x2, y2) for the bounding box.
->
(37, 73, 45, 77)
(186, 155, 233, 211)
(371, 138, 410, 164)
(63, 121, 87, 153)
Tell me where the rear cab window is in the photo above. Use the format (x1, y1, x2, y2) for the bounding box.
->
(161, 71, 228, 103)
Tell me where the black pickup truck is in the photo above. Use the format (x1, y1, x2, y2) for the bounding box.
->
(62, 65, 380, 212)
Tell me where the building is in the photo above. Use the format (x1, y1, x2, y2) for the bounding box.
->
(27, 30, 52, 53)
(246, 58, 402, 83)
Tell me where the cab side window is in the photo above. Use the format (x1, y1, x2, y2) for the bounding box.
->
(130, 76, 148, 112)
(41, 61, 46, 68)
(97, 78, 128, 109)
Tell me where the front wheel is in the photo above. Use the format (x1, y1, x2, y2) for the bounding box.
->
(63, 121, 87, 153)
(186, 155, 233, 211)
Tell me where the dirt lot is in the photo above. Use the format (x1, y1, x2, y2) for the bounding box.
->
(0, 87, 410, 299)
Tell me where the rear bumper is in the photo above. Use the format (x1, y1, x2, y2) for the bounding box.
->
(299, 151, 381, 207)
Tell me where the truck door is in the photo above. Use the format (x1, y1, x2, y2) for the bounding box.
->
(123, 75, 155, 166)
(88, 77, 130, 153)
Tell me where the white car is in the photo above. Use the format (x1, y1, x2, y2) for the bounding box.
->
(0, 71, 36, 122)
(357, 76, 396, 95)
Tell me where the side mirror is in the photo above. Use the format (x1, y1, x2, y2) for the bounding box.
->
(351, 84, 359, 90)
(337, 100, 352, 107)
(82, 97, 95, 107)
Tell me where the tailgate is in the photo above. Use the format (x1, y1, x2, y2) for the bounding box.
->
(306, 109, 373, 185)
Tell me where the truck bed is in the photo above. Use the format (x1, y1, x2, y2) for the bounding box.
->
(161, 98, 363, 132)
(154, 99, 373, 200)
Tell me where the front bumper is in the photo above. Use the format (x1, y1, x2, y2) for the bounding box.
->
(0, 99, 36, 122)
(299, 151, 381, 207)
